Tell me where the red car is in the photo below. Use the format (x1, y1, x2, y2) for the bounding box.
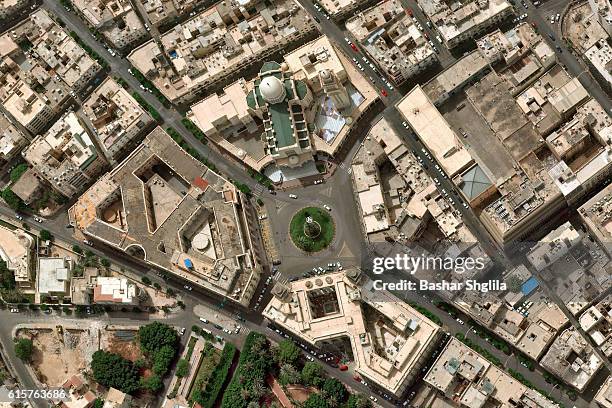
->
(350, 43, 358, 52)
(381, 89, 388, 97)
(424, 32, 429, 40)
(406, 8, 413, 16)
(339, 364, 349, 371)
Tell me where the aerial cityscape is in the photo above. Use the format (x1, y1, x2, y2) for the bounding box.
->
(0, 0, 610, 406)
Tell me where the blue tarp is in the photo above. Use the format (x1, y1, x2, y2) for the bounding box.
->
(184, 258, 193, 269)
(521, 276, 539, 295)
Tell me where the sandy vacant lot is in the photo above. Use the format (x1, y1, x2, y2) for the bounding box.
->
(25, 329, 88, 387)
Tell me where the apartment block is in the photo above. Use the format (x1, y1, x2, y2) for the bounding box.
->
(424, 337, 558, 407)
(540, 328, 603, 391)
(82, 77, 155, 163)
(0, 112, 28, 164)
(22, 111, 108, 198)
(345, 0, 437, 85)
(263, 269, 441, 397)
(0, 226, 34, 289)
(128, 0, 315, 104)
(69, 127, 261, 306)
(417, 0, 513, 48)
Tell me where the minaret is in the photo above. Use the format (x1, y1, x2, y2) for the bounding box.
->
(318, 69, 350, 110)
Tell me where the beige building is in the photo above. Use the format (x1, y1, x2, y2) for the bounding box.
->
(263, 269, 441, 397)
(578, 295, 612, 359)
(579, 182, 612, 256)
(69, 127, 261, 306)
(128, 0, 315, 104)
(22, 111, 108, 198)
(424, 337, 558, 407)
(351, 117, 476, 244)
(596, 376, 612, 408)
(345, 0, 437, 85)
(93, 277, 145, 306)
(0, 226, 34, 289)
(82, 77, 155, 163)
(72, 0, 147, 50)
(417, 0, 513, 48)
(540, 328, 603, 391)
(10, 167, 45, 205)
(0, 112, 28, 164)
(0, 10, 100, 134)
(476, 22, 556, 94)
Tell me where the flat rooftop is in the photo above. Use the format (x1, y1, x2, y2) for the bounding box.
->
(69, 127, 259, 305)
(397, 85, 474, 177)
(263, 269, 440, 395)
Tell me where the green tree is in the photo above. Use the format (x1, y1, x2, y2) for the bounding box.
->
(506, 276, 522, 293)
(14, 338, 33, 362)
(346, 394, 372, 408)
(100, 258, 111, 268)
(93, 399, 104, 408)
(1, 188, 25, 211)
(301, 362, 325, 387)
(322, 378, 347, 404)
(275, 339, 300, 365)
(72, 245, 83, 254)
(90, 350, 140, 394)
(141, 276, 151, 285)
(278, 363, 300, 385)
(138, 322, 178, 355)
(152, 345, 175, 375)
(304, 394, 330, 408)
(10, 164, 28, 183)
(176, 358, 189, 377)
(0, 260, 16, 290)
(140, 374, 163, 392)
(39, 229, 52, 241)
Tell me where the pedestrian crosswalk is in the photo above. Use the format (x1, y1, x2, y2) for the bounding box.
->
(252, 184, 265, 196)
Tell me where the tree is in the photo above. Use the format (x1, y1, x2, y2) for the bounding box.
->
(0, 260, 16, 290)
(39, 229, 52, 241)
(72, 245, 83, 254)
(9, 164, 28, 183)
(506, 276, 522, 293)
(101, 258, 111, 268)
(278, 363, 300, 385)
(93, 399, 104, 408)
(90, 350, 140, 394)
(301, 362, 325, 387)
(138, 322, 178, 355)
(322, 378, 347, 405)
(14, 338, 33, 362)
(141, 276, 151, 285)
(152, 345, 175, 375)
(166, 287, 176, 297)
(304, 394, 330, 408)
(1, 188, 25, 211)
(275, 339, 300, 365)
(346, 394, 372, 408)
(140, 374, 163, 392)
(176, 358, 189, 377)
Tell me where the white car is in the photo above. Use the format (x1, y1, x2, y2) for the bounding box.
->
(456, 318, 465, 325)
(289, 194, 297, 199)
(323, 205, 331, 211)
(369, 396, 378, 402)
(184, 285, 193, 291)
(10, 308, 18, 313)
(258, 214, 267, 220)
(402, 121, 408, 128)
(179, 327, 186, 335)
(128, 68, 134, 75)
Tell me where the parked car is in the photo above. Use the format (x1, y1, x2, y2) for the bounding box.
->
(289, 194, 297, 199)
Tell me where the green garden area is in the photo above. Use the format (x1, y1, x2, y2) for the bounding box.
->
(289, 207, 335, 252)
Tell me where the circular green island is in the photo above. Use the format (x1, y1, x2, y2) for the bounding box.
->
(290, 207, 335, 252)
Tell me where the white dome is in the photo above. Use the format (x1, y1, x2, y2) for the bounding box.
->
(260, 76, 286, 104)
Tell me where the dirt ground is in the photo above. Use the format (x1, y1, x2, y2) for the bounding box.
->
(25, 329, 87, 387)
(286, 385, 316, 403)
(106, 334, 142, 362)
